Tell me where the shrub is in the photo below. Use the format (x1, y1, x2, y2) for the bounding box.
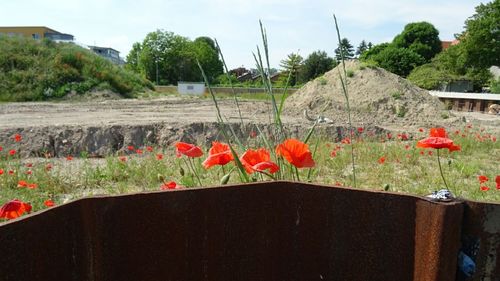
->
(0, 35, 152, 101)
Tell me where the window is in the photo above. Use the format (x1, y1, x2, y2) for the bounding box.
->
(32, 33, 40, 39)
(187, 85, 194, 90)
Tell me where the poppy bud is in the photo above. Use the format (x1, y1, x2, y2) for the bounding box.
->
(157, 174, 165, 182)
(447, 159, 452, 166)
(179, 167, 185, 176)
(220, 173, 231, 185)
(383, 184, 390, 191)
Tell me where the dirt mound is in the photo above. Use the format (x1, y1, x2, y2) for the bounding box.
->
(284, 61, 447, 127)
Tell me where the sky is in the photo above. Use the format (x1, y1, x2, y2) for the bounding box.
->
(1, 0, 487, 69)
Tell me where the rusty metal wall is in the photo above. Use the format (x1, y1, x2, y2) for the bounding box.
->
(459, 201, 500, 281)
(0, 181, 483, 281)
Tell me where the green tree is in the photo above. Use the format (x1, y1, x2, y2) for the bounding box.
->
(359, 42, 390, 61)
(334, 38, 355, 61)
(460, 0, 500, 69)
(127, 30, 223, 85)
(393, 22, 442, 62)
(375, 46, 425, 77)
(356, 40, 369, 57)
(279, 53, 303, 86)
(300, 50, 336, 82)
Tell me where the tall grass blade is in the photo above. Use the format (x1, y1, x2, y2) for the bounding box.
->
(197, 59, 249, 182)
(214, 38, 244, 129)
(333, 14, 357, 188)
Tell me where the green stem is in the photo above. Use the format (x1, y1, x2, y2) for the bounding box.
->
(186, 157, 202, 187)
(334, 14, 356, 188)
(295, 166, 300, 182)
(436, 149, 449, 190)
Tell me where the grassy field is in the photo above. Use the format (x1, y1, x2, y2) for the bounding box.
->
(1, 123, 498, 219)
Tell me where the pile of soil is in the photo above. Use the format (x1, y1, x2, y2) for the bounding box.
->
(284, 61, 448, 128)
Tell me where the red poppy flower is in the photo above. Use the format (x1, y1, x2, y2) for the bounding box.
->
(249, 131, 257, 138)
(357, 127, 364, 133)
(119, 156, 127, 162)
(9, 149, 16, 156)
(240, 148, 279, 174)
(419, 128, 424, 132)
(275, 138, 315, 168)
(44, 200, 55, 207)
(496, 176, 500, 190)
(202, 142, 234, 169)
(45, 164, 53, 171)
(160, 181, 179, 190)
(330, 150, 337, 157)
(175, 142, 203, 158)
(17, 180, 28, 188)
(378, 156, 386, 164)
(416, 128, 461, 152)
(478, 175, 489, 184)
(135, 149, 143, 154)
(156, 153, 164, 160)
(8, 170, 14, 175)
(27, 183, 37, 189)
(25, 163, 33, 168)
(127, 145, 135, 151)
(398, 134, 409, 141)
(404, 144, 410, 150)
(341, 137, 351, 144)
(0, 199, 32, 220)
(480, 186, 490, 191)
(387, 133, 393, 140)
(14, 134, 22, 142)
(492, 136, 497, 142)
(0, 169, 3, 175)
(0, 146, 2, 151)
(66, 156, 73, 161)
(26, 170, 32, 175)
(428, 151, 433, 156)
(146, 146, 153, 152)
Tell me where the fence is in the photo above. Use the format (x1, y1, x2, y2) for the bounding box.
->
(155, 85, 298, 95)
(0, 181, 498, 281)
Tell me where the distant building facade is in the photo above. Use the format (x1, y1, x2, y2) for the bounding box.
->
(0, 26, 74, 42)
(88, 46, 124, 65)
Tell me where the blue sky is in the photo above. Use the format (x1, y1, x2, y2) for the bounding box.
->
(1, 0, 487, 69)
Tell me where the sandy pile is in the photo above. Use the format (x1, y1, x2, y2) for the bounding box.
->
(284, 60, 447, 127)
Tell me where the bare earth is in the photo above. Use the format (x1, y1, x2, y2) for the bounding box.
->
(1, 62, 499, 158)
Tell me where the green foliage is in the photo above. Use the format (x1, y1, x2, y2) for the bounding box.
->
(299, 50, 336, 82)
(334, 38, 355, 61)
(373, 46, 425, 77)
(279, 53, 303, 86)
(346, 69, 355, 77)
(356, 40, 371, 57)
(126, 30, 223, 85)
(391, 91, 403, 99)
(491, 77, 500, 93)
(407, 63, 453, 90)
(0, 35, 152, 101)
(359, 43, 390, 61)
(393, 22, 442, 62)
(460, 0, 500, 69)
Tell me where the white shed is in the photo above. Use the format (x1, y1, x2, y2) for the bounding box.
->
(177, 82, 205, 95)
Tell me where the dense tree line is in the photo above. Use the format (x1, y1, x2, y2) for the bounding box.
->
(408, 0, 499, 91)
(126, 30, 223, 85)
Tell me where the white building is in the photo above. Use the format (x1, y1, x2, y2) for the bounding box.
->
(177, 82, 205, 95)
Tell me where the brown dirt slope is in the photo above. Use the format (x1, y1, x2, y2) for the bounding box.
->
(284, 60, 447, 127)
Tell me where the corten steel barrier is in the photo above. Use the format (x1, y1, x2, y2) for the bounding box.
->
(460, 201, 500, 281)
(0, 181, 495, 281)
